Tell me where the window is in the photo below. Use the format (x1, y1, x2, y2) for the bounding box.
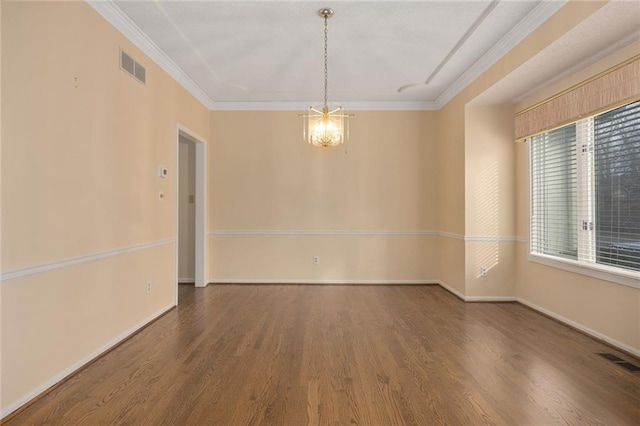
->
(530, 100, 640, 276)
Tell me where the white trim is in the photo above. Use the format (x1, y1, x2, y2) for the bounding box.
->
(205, 279, 639, 356)
(0, 303, 175, 420)
(437, 231, 465, 241)
(435, 0, 568, 108)
(434, 280, 466, 301)
(208, 100, 438, 112)
(207, 279, 438, 286)
(465, 295, 518, 302)
(517, 297, 640, 358)
(1, 239, 175, 281)
(464, 236, 518, 242)
(178, 278, 195, 284)
(208, 229, 439, 237)
(207, 279, 515, 303)
(436, 282, 639, 356)
(515, 236, 529, 243)
(528, 253, 640, 290)
(435, 280, 517, 302)
(85, 1, 214, 109)
(194, 141, 206, 288)
(208, 230, 521, 242)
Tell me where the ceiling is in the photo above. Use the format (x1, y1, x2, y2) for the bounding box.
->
(89, 1, 639, 110)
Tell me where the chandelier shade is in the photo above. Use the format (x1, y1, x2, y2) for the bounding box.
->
(300, 8, 353, 147)
(303, 105, 350, 147)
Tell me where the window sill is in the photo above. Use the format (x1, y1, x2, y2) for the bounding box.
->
(528, 253, 640, 290)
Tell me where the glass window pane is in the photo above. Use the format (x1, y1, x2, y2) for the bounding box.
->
(594, 101, 640, 271)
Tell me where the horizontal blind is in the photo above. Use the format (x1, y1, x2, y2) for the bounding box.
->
(516, 56, 640, 141)
(530, 125, 578, 260)
(594, 100, 640, 271)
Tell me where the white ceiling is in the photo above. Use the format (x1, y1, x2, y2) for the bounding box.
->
(88, 1, 638, 110)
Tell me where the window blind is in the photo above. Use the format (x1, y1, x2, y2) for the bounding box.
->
(530, 100, 640, 274)
(530, 125, 578, 260)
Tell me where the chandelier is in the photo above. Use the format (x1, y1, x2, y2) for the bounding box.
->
(301, 8, 353, 147)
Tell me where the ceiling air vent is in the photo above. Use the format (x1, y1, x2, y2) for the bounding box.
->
(120, 49, 146, 84)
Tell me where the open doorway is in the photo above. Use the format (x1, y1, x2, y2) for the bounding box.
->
(178, 140, 196, 284)
(176, 126, 206, 304)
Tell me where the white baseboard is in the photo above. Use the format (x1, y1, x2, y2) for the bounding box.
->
(434, 280, 466, 300)
(465, 295, 518, 302)
(207, 279, 516, 303)
(178, 278, 195, 284)
(1, 303, 175, 420)
(207, 279, 439, 285)
(433, 282, 639, 356)
(516, 297, 640, 358)
(436, 280, 516, 302)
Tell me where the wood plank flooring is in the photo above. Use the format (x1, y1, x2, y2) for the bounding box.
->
(5, 284, 640, 425)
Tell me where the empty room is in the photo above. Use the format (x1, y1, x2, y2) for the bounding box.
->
(1, 0, 639, 424)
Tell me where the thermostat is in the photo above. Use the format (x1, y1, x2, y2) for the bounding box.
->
(159, 167, 168, 178)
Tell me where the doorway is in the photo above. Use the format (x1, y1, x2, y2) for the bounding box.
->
(176, 126, 206, 304)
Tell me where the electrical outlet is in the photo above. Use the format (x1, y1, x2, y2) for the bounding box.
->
(146, 281, 152, 293)
(480, 267, 488, 277)
(313, 256, 320, 265)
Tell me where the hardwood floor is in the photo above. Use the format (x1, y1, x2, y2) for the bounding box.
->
(5, 284, 639, 425)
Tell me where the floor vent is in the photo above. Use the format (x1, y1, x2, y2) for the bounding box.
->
(617, 362, 640, 372)
(598, 353, 640, 372)
(120, 49, 146, 84)
(598, 353, 624, 362)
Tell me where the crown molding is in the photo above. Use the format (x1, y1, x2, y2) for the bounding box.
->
(208, 100, 438, 111)
(208, 230, 439, 237)
(85, 0, 214, 109)
(87, 0, 565, 112)
(435, 0, 568, 108)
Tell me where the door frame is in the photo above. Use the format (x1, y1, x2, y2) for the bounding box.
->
(175, 125, 207, 304)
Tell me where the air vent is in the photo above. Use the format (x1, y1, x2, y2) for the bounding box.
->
(120, 49, 146, 84)
(598, 353, 640, 372)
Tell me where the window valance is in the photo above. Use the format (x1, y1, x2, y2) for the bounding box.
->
(515, 55, 640, 142)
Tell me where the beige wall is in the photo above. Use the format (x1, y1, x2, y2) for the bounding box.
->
(464, 106, 516, 297)
(435, 101, 466, 295)
(434, 0, 610, 300)
(208, 111, 439, 282)
(1, 1, 209, 414)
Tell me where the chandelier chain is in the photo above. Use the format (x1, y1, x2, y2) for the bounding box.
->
(323, 15, 328, 107)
